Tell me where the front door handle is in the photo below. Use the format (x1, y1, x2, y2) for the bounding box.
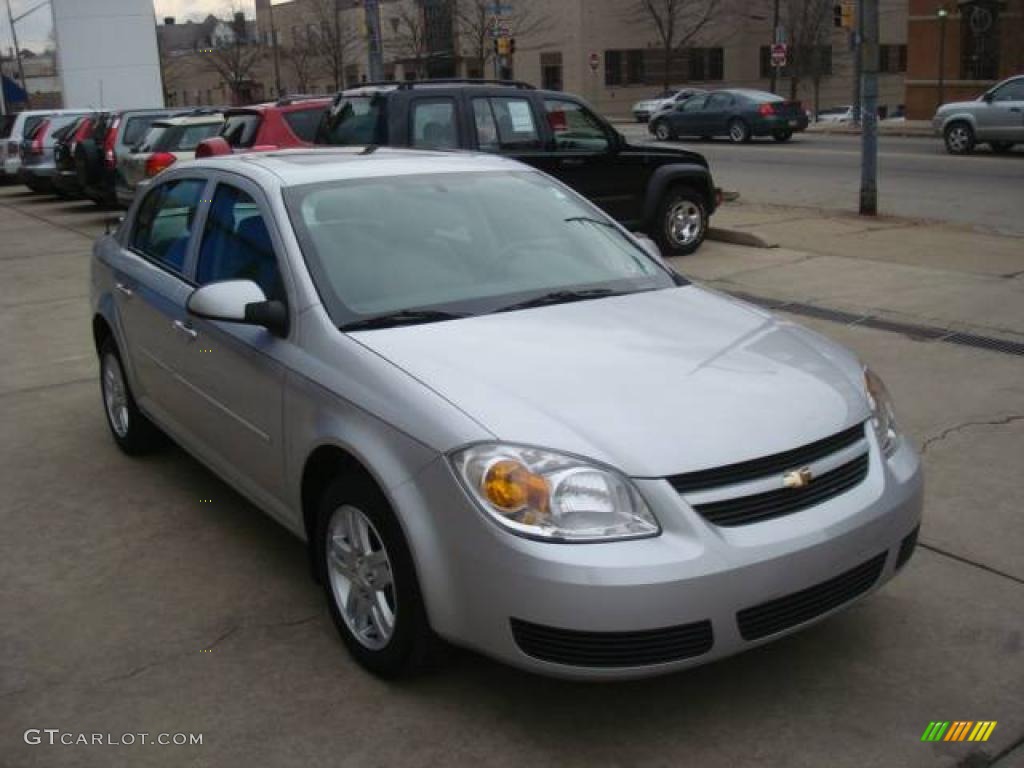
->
(172, 320, 198, 340)
(115, 282, 133, 298)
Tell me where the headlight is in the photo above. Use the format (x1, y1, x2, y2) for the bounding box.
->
(450, 443, 659, 542)
(864, 367, 900, 456)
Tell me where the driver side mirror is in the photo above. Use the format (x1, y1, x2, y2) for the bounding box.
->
(187, 280, 289, 337)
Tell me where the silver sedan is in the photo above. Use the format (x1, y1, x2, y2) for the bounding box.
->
(90, 148, 922, 679)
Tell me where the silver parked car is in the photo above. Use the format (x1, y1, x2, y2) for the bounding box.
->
(91, 149, 922, 680)
(933, 75, 1024, 154)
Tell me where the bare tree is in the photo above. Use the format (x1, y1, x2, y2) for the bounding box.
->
(389, 1, 436, 79)
(308, 0, 359, 90)
(283, 32, 319, 93)
(204, 13, 264, 104)
(624, 0, 724, 92)
(452, 0, 551, 76)
(781, 0, 832, 108)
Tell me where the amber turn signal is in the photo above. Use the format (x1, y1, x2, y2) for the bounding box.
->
(482, 459, 550, 515)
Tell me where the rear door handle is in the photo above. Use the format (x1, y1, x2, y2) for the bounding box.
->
(172, 320, 198, 340)
(560, 157, 586, 167)
(115, 282, 133, 298)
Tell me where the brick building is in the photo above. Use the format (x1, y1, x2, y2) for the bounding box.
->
(905, 0, 1024, 118)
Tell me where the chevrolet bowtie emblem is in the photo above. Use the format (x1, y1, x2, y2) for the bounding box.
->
(783, 467, 814, 489)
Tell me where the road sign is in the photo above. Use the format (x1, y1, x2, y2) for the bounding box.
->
(589, 52, 599, 72)
(771, 43, 787, 68)
(486, 3, 513, 15)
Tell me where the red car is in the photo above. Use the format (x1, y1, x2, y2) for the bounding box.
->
(199, 96, 331, 157)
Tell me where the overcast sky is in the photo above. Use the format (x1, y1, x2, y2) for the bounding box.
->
(3, 0, 254, 53)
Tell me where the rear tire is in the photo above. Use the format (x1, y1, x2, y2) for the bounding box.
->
(651, 186, 708, 257)
(944, 122, 975, 155)
(728, 119, 751, 144)
(98, 337, 165, 455)
(316, 472, 440, 678)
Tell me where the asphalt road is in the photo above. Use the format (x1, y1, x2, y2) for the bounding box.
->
(619, 126, 1024, 236)
(2, 187, 1022, 768)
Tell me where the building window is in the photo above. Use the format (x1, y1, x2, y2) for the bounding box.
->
(880, 44, 907, 74)
(541, 51, 563, 91)
(626, 50, 645, 84)
(687, 48, 723, 81)
(960, 2, 1000, 80)
(604, 50, 622, 86)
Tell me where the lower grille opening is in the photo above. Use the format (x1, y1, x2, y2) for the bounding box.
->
(510, 617, 713, 668)
(737, 552, 887, 642)
(896, 525, 920, 570)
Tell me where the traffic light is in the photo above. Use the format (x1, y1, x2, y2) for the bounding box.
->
(496, 37, 511, 56)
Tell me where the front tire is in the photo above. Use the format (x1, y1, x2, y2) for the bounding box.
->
(944, 122, 975, 154)
(653, 120, 672, 141)
(99, 337, 164, 455)
(316, 472, 438, 678)
(651, 186, 708, 257)
(728, 119, 751, 143)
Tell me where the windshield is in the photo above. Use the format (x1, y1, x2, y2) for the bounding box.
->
(316, 96, 382, 145)
(285, 171, 675, 328)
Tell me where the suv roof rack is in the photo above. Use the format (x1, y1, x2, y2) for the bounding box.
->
(347, 78, 535, 91)
(274, 94, 329, 106)
(182, 107, 226, 116)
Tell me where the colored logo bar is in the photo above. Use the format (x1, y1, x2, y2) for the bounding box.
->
(921, 721, 997, 742)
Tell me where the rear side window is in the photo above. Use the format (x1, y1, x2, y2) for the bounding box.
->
(23, 115, 46, 139)
(411, 99, 458, 148)
(197, 184, 283, 300)
(221, 114, 262, 148)
(316, 96, 381, 145)
(171, 123, 222, 151)
(122, 116, 161, 148)
(471, 97, 541, 151)
(282, 107, 326, 143)
(136, 125, 168, 153)
(130, 178, 206, 274)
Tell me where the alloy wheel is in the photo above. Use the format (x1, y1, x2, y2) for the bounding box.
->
(102, 352, 130, 438)
(326, 504, 397, 651)
(666, 199, 703, 248)
(946, 125, 972, 153)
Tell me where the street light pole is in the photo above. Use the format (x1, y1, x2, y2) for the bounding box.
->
(936, 8, 948, 109)
(859, 0, 879, 215)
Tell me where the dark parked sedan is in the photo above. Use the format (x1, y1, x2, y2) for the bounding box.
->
(650, 89, 809, 143)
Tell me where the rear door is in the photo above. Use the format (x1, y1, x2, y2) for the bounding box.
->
(700, 92, 734, 136)
(116, 176, 209, 431)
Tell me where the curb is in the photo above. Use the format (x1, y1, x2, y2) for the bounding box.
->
(806, 126, 935, 138)
(707, 227, 774, 249)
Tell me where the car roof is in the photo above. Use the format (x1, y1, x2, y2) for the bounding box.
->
(176, 147, 527, 188)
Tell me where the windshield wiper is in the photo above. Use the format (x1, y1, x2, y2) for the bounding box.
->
(564, 216, 619, 229)
(340, 309, 467, 332)
(495, 288, 624, 314)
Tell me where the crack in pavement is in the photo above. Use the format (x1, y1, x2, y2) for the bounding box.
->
(919, 542, 1024, 587)
(920, 414, 1024, 455)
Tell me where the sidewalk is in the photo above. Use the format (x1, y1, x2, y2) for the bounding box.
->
(691, 202, 1024, 340)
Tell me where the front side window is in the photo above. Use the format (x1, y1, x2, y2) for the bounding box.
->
(284, 172, 674, 325)
(544, 99, 609, 152)
(681, 96, 706, 112)
(411, 99, 458, 148)
(197, 184, 283, 300)
(991, 79, 1024, 102)
(130, 178, 206, 274)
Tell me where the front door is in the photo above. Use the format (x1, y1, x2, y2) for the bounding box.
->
(700, 92, 734, 137)
(668, 94, 707, 138)
(116, 177, 208, 433)
(985, 78, 1024, 142)
(175, 177, 289, 506)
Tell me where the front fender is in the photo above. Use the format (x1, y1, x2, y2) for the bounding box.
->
(935, 111, 978, 135)
(643, 164, 717, 227)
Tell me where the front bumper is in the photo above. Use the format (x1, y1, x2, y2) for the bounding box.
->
(396, 433, 922, 679)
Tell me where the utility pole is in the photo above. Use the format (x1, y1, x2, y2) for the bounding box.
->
(769, 0, 781, 94)
(936, 7, 948, 109)
(6, 0, 29, 108)
(267, 0, 282, 97)
(851, 0, 862, 125)
(859, 0, 878, 215)
(364, 0, 384, 82)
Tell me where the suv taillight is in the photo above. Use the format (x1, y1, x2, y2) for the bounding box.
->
(145, 151, 176, 177)
(103, 116, 121, 168)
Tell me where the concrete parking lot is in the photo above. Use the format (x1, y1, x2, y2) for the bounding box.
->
(1, 185, 1022, 768)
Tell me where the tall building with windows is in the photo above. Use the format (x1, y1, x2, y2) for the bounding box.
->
(905, 0, 1024, 118)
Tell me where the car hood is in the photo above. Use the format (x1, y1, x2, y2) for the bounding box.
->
(937, 99, 981, 114)
(352, 287, 870, 478)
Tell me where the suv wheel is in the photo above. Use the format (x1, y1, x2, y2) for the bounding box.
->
(944, 122, 975, 155)
(99, 337, 164, 455)
(653, 187, 707, 256)
(317, 472, 439, 678)
(653, 120, 672, 141)
(728, 119, 751, 144)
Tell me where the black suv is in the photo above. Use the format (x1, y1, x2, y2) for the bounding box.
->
(315, 80, 719, 255)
